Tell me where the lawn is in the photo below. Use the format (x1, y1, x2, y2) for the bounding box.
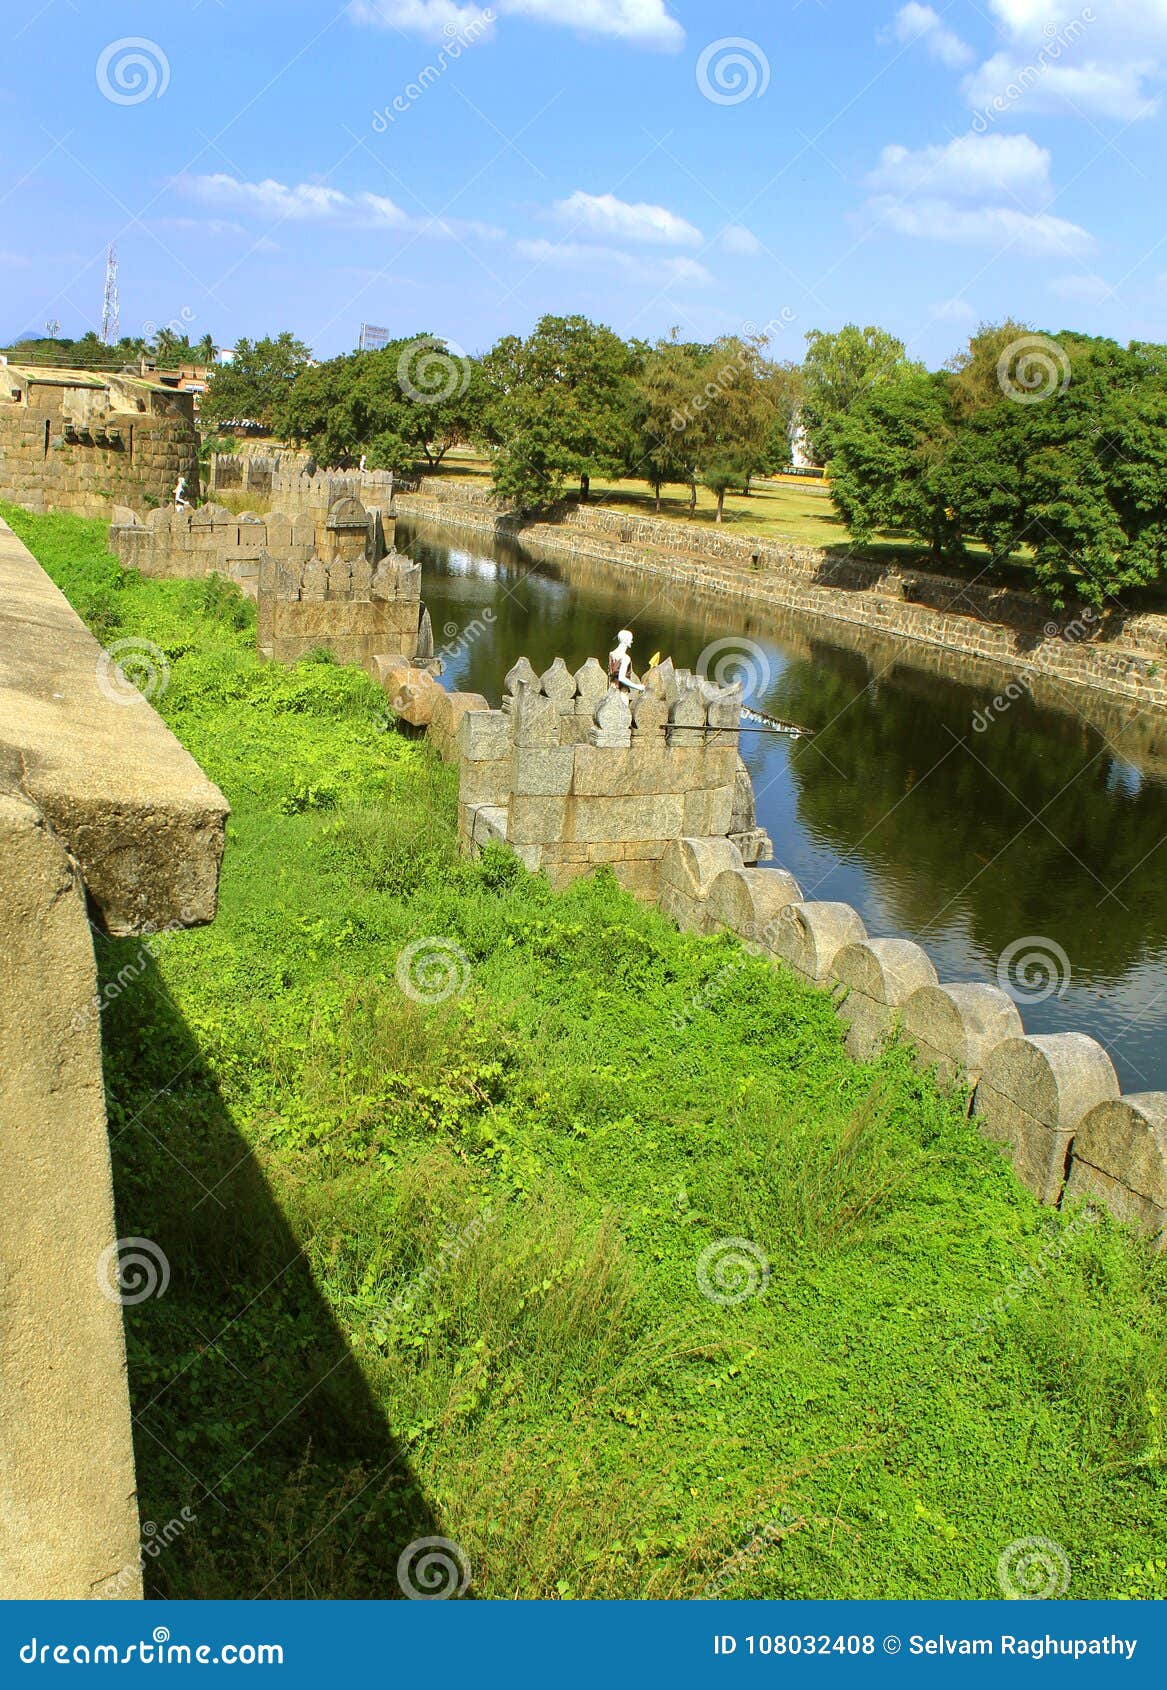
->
(8, 501, 1165, 1603)
(426, 448, 1005, 571)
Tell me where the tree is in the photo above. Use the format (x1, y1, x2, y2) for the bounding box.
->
(275, 335, 484, 474)
(945, 334, 1167, 606)
(801, 324, 920, 464)
(626, 335, 704, 510)
(946, 319, 1036, 419)
(201, 333, 313, 432)
(687, 335, 776, 521)
(479, 315, 639, 511)
(829, 369, 960, 557)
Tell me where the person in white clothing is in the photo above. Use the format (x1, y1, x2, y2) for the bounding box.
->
(608, 629, 644, 693)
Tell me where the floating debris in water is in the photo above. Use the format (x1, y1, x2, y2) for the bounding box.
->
(741, 706, 814, 739)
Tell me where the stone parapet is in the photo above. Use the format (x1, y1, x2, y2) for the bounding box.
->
(109, 496, 430, 679)
(0, 516, 228, 1597)
(444, 656, 771, 903)
(654, 817, 1167, 1246)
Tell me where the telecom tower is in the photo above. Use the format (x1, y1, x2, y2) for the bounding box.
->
(101, 244, 120, 345)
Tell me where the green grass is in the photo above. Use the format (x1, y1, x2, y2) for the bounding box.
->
(7, 500, 1166, 1602)
(428, 449, 1012, 574)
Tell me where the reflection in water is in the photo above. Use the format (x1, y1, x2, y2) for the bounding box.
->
(399, 519, 1167, 1091)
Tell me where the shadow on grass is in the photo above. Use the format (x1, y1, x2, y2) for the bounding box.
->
(98, 942, 450, 1601)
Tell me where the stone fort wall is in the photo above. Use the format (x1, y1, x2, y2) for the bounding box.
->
(449, 655, 771, 901)
(208, 447, 395, 518)
(109, 498, 430, 675)
(0, 375, 199, 518)
(0, 515, 228, 1597)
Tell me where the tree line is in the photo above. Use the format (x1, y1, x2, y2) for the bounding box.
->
(186, 314, 1167, 607)
(4, 327, 219, 369)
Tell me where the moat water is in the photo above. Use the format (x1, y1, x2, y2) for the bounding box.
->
(399, 517, 1167, 1093)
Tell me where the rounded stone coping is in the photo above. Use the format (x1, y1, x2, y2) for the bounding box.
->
(769, 900, 867, 982)
(539, 656, 575, 708)
(428, 688, 489, 757)
(833, 937, 938, 1006)
(901, 983, 1023, 1077)
(706, 865, 802, 943)
(743, 868, 804, 943)
(661, 836, 746, 898)
(379, 663, 439, 726)
(1072, 1093, 1167, 1206)
(973, 1032, 1120, 1131)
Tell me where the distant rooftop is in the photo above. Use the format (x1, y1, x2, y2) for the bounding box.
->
(1, 362, 170, 390)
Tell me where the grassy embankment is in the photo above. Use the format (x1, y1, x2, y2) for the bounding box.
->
(8, 501, 1166, 1602)
(426, 448, 1017, 575)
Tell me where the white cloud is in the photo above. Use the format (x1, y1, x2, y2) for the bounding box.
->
(965, 49, 1159, 120)
(349, 0, 683, 49)
(516, 237, 712, 285)
(553, 190, 701, 246)
(965, 0, 1166, 119)
(177, 173, 501, 241)
(719, 223, 763, 256)
(930, 296, 978, 322)
(507, 0, 683, 49)
(867, 132, 1054, 205)
(1049, 272, 1116, 303)
(860, 128, 1092, 261)
(868, 194, 1095, 258)
(888, 3, 974, 69)
(348, 0, 494, 40)
(182, 175, 353, 221)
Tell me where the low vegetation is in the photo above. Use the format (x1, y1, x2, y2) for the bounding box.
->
(8, 501, 1166, 1601)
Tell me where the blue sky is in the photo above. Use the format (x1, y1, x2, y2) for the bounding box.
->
(3, 0, 1166, 366)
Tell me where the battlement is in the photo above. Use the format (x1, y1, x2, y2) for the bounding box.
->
(453, 655, 771, 901)
(208, 447, 395, 519)
(110, 495, 431, 675)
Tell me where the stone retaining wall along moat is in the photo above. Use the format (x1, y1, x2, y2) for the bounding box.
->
(393, 478, 1167, 715)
